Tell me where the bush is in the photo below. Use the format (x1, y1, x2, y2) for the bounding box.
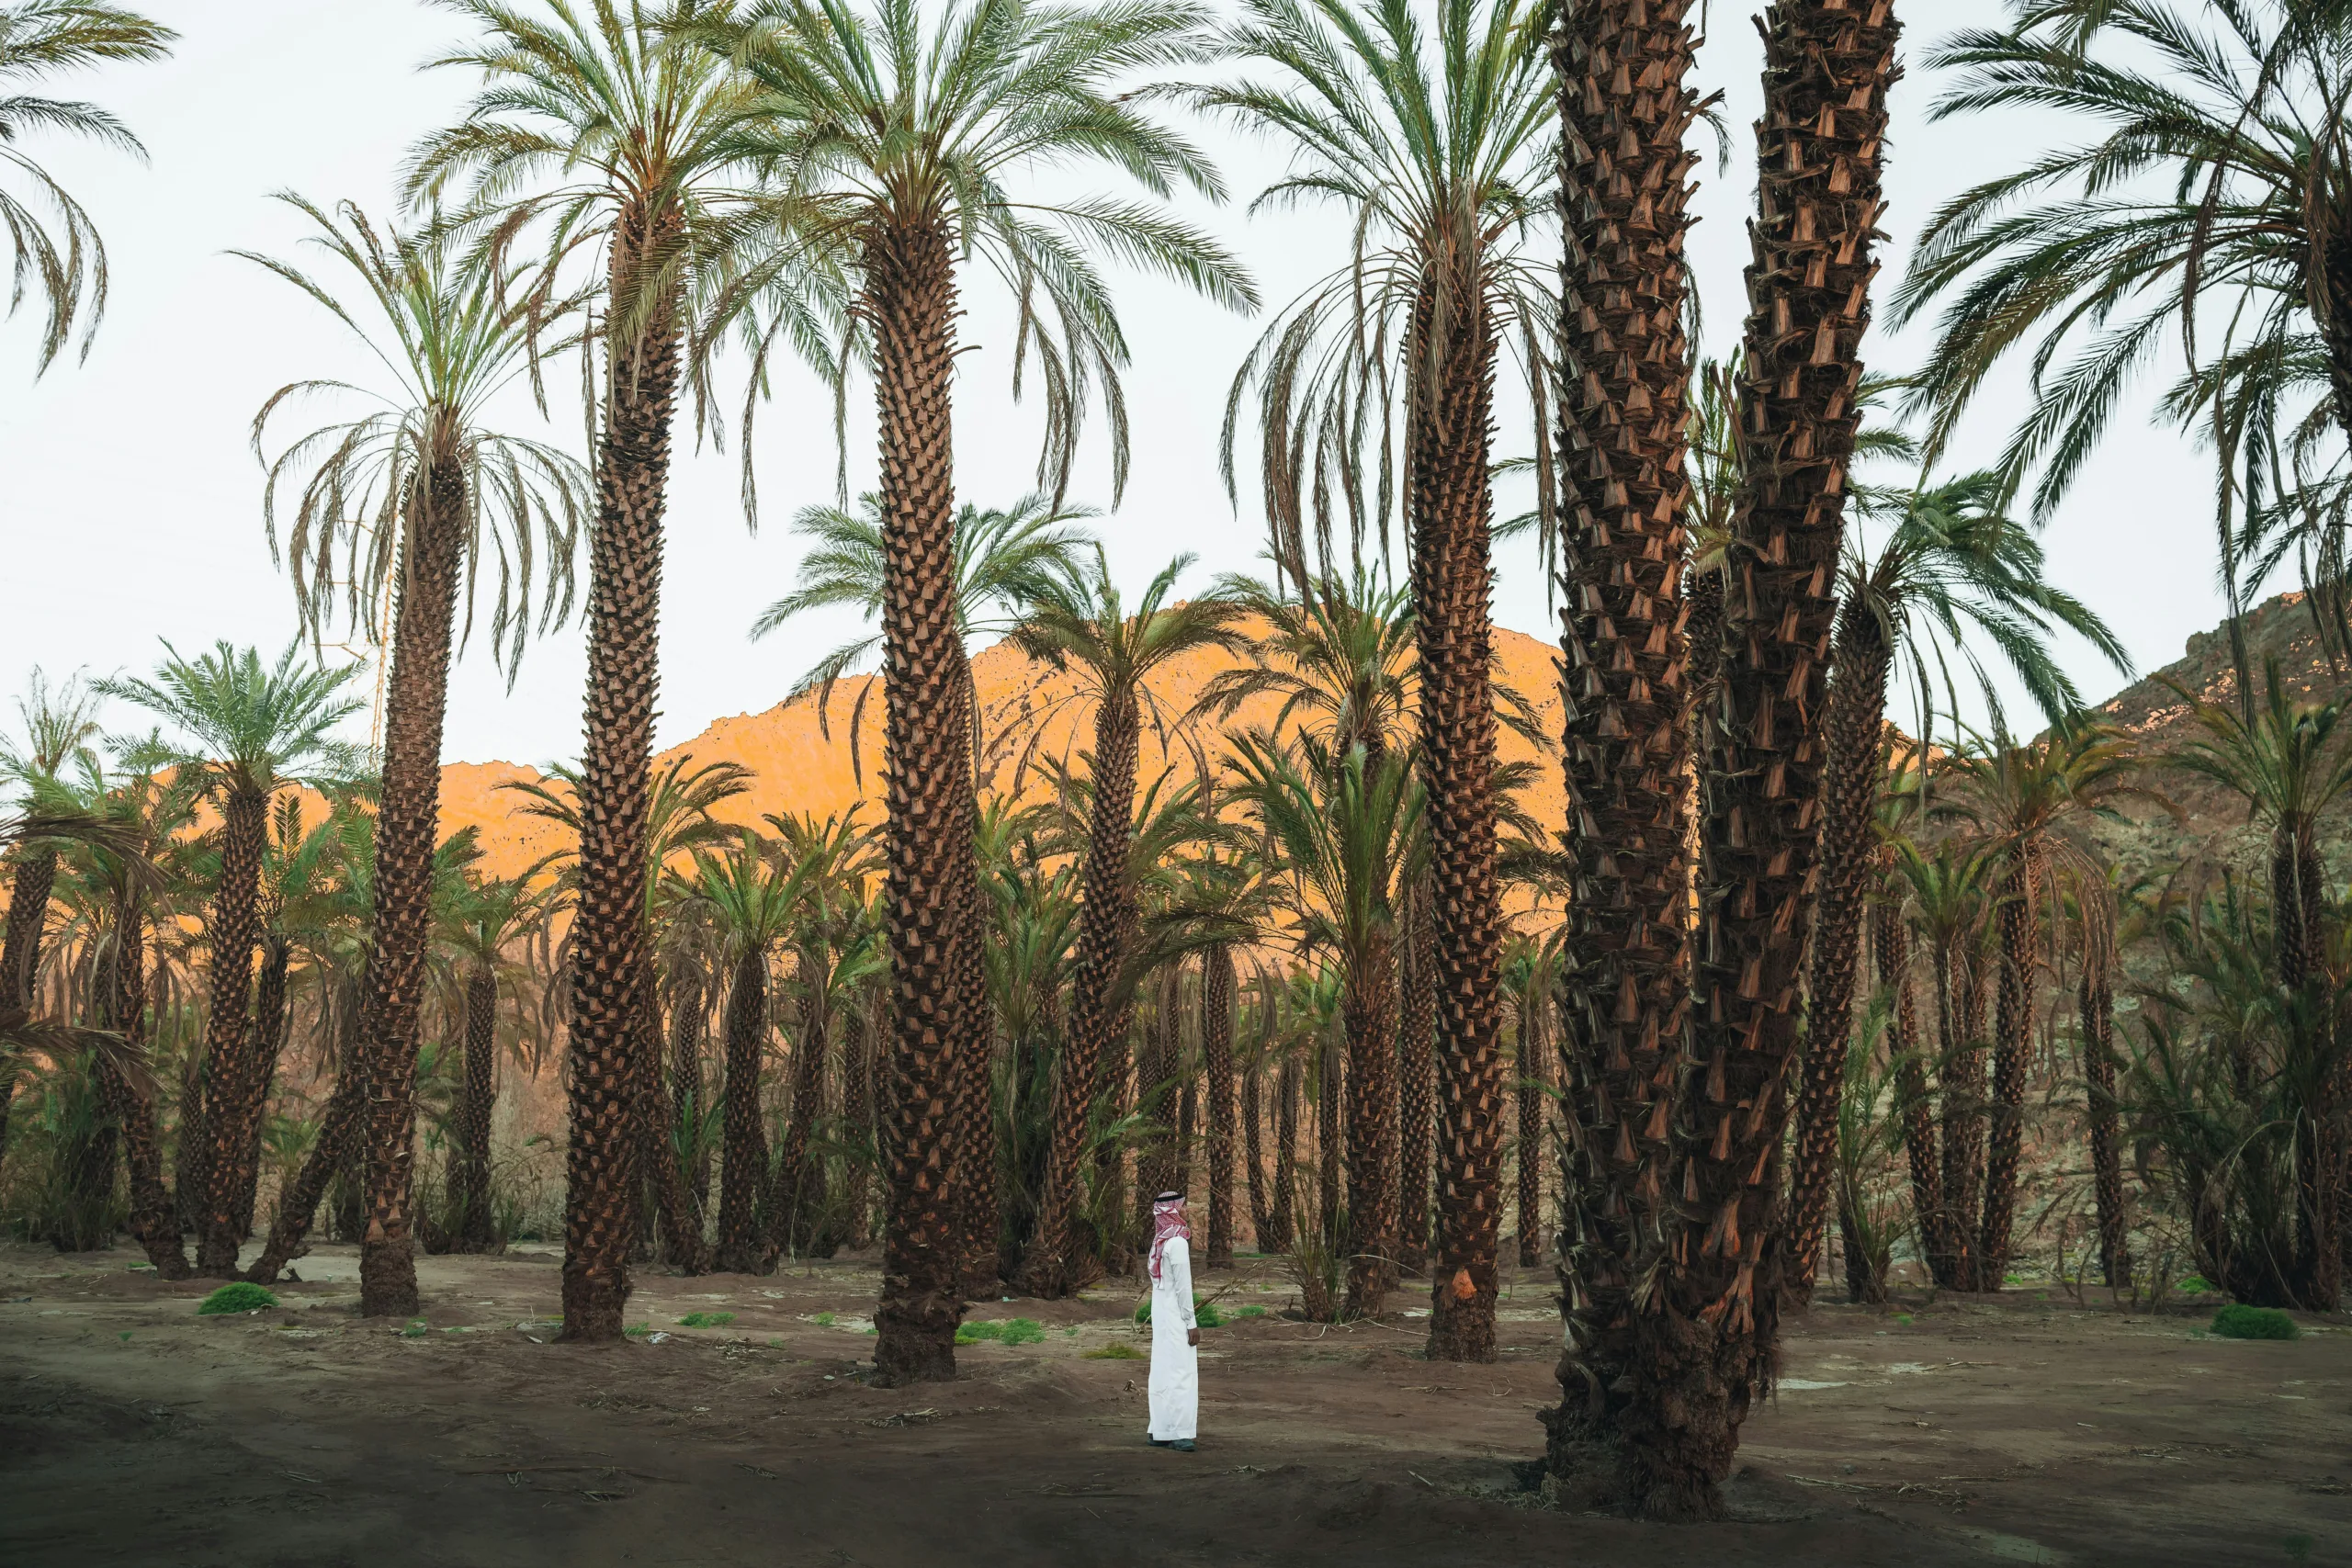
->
(1135, 1295, 1220, 1327)
(196, 1282, 278, 1315)
(1234, 1304, 1267, 1319)
(956, 1316, 1046, 1346)
(678, 1312, 735, 1328)
(2211, 1303, 2300, 1340)
(1081, 1343, 1145, 1359)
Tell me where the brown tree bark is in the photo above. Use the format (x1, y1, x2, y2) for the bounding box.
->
(714, 944, 771, 1274)
(100, 911, 187, 1277)
(1341, 926, 1398, 1319)
(871, 210, 975, 1382)
(2076, 964, 2130, 1291)
(1396, 885, 1437, 1276)
(773, 953, 831, 1258)
(1939, 938, 1989, 1291)
(453, 963, 499, 1252)
(0, 846, 57, 1163)
(223, 930, 291, 1246)
(190, 785, 267, 1278)
(1515, 1012, 1545, 1271)
(1875, 902, 1953, 1284)
(1544, 0, 1702, 1496)
(1202, 942, 1237, 1268)
(1977, 857, 2034, 1292)
(560, 205, 684, 1342)
(1268, 1051, 1298, 1254)
(1243, 1044, 1270, 1252)
(954, 793, 1003, 1294)
(1785, 597, 1893, 1302)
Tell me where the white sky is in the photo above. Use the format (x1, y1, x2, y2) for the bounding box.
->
(0, 0, 2225, 769)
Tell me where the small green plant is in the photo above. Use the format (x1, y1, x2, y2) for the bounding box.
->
(196, 1282, 278, 1315)
(678, 1312, 735, 1328)
(2177, 1275, 2216, 1294)
(1136, 1295, 1221, 1327)
(1082, 1343, 1145, 1360)
(1234, 1304, 1267, 1319)
(959, 1318, 1007, 1343)
(811, 1312, 838, 1327)
(118, 1331, 130, 1342)
(2211, 1303, 2300, 1341)
(400, 1319, 429, 1339)
(1894, 1313, 1913, 1325)
(623, 1322, 651, 1339)
(956, 1317, 1046, 1346)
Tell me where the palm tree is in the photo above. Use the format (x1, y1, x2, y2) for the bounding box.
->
(97, 643, 361, 1280)
(1193, 570, 1417, 770)
(408, 0, 788, 1343)
(1782, 469, 2132, 1302)
(0, 3, 173, 373)
(0, 668, 102, 1160)
(673, 831, 808, 1273)
(708, 0, 1250, 1382)
(437, 870, 553, 1252)
(1199, 0, 1554, 1362)
(1945, 721, 2147, 1292)
(1007, 551, 1246, 1297)
(245, 194, 591, 1315)
(1547, 0, 1706, 1466)
(1893, 2, 2352, 653)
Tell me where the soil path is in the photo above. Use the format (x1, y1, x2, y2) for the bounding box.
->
(3, 1241, 2345, 1565)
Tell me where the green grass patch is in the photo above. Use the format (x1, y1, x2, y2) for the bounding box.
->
(810, 1312, 838, 1327)
(1136, 1295, 1223, 1327)
(2177, 1275, 2216, 1294)
(196, 1282, 277, 1315)
(623, 1322, 652, 1339)
(400, 1319, 429, 1339)
(1234, 1304, 1267, 1319)
(678, 1312, 735, 1328)
(1082, 1343, 1145, 1360)
(2211, 1303, 2300, 1340)
(956, 1317, 1046, 1347)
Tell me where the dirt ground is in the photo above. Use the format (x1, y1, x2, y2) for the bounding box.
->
(2, 1240, 2346, 1567)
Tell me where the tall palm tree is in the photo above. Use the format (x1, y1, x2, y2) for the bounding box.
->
(1894, 1, 2352, 655)
(437, 870, 553, 1252)
(0, 668, 102, 1160)
(709, 0, 1250, 1382)
(0, 3, 173, 373)
(1199, 0, 1555, 1365)
(244, 194, 591, 1315)
(673, 830, 808, 1273)
(408, 0, 787, 1342)
(1008, 551, 1246, 1296)
(1782, 469, 2131, 1302)
(1231, 731, 1419, 1319)
(97, 643, 361, 1280)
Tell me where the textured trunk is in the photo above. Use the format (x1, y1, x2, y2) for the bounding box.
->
(955, 773, 1003, 1293)
(773, 955, 830, 1258)
(1134, 974, 1176, 1235)
(1411, 272, 1508, 1365)
(871, 211, 972, 1381)
(453, 963, 499, 1253)
(2076, 964, 2130, 1290)
(225, 931, 291, 1245)
(1977, 858, 2033, 1292)
(2278, 826, 2341, 1307)
(1176, 1062, 1197, 1199)
(844, 1004, 878, 1249)
(714, 945, 771, 1274)
(636, 969, 705, 1273)
(1269, 1052, 1298, 1254)
(1877, 904, 1952, 1285)
(190, 786, 267, 1277)
(1939, 941, 1988, 1291)
(1202, 943, 1237, 1268)
(663, 960, 711, 1261)
(1019, 687, 1140, 1298)
(1316, 1036, 1340, 1238)
(0, 846, 57, 1162)
(1341, 929, 1399, 1319)
(1784, 600, 1893, 1303)
(1396, 885, 1437, 1276)
(101, 911, 187, 1276)
(560, 205, 684, 1341)
(245, 1042, 368, 1283)
(1588, 0, 1899, 1515)
(1515, 1014, 1544, 1270)
(1243, 1048, 1269, 1252)
(338, 454, 467, 1314)
(1544, 0, 1703, 1497)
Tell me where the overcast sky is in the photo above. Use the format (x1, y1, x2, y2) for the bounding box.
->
(0, 0, 2223, 769)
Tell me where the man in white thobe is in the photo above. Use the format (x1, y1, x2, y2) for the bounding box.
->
(1145, 1191, 1199, 1451)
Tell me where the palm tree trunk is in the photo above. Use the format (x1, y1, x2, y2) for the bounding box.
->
(955, 797, 1003, 1294)
(1397, 886, 1436, 1277)
(1202, 942, 1237, 1269)
(1243, 1045, 1269, 1252)
(1939, 941, 1988, 1291)
(1544, 0, 1704, 1490)
(334, 453, 469, 1316)
(1410, 276, 1509, 1365)
(1877, 904, 1951, 1285)
(1785, 600, 1894, 1303)
(101, 911, 187, 1277)
(245, 1041, 367, 1284)
(774, 961, 830, 1258)
(453, 963, 499, 1253)
(845, 1003, 878, 1249)
(1269, 1051, 1298, 1253)
(1316, 1036, 1340, 1239)
(1020, 686, 1141, 1299)
(0, 845, 57, 1163)
(715, 945, 770, 1274)
(1341, 928, 1398, 1319)
(1515, 1020, 1544, 1271)
(1134, 974, 1175, 1237)
(225, 931, 291, 1246)
(560, 205, 684, 1342)
(871, 210, 975, 1382)
(636, 967, 704, 1273)
(664, 959, 711, 1260)
(190, 784, 268, 1278)
(2075, 964, 2130, 1290)
(1978, 859, 2033, 1292)
(1625, 0, 1900, 1514)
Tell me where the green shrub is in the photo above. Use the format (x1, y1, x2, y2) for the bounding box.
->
(1136, 1295, 1221, 1327)
(2177, 1275, 2216, 1294)
(1081, 1343, 1145, 1360)
(400, 1319, 429, 1338)
(1234, 1304, 1267, 1319)
(811, 1312, 838, 1327)
(2211, 1303, 2300, 1340)
(956, 1317, 1046, 1347)
(678, 1312, 735, 1328)
(196, 1282, 278, 1315)
(622, 1322, 651, 1339)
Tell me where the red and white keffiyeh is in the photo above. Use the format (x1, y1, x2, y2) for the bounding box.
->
(1148, 1193, 1191, 1280)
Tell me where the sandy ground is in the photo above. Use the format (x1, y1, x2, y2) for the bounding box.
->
(2, 1239, 2347, 1567)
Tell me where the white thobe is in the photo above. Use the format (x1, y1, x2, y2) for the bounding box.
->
(1147, 1235, 1199, 1442)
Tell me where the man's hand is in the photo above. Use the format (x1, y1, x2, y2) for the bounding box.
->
(1186, 1328, 1200, 1348)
